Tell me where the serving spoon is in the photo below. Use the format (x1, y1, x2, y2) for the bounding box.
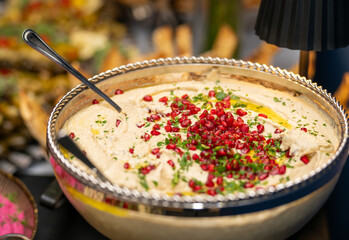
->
(57, 131, 111, 183)
(22, 29, 125, 115)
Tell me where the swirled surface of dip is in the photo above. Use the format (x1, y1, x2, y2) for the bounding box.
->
(62, 75, 338, 196)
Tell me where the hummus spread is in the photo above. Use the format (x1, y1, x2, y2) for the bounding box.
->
(62, 74, 338, 196)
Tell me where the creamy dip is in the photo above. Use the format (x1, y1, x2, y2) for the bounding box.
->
(62, 73, 338, 196)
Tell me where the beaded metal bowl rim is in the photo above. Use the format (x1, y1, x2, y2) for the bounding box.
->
(47, 56, 349, 210)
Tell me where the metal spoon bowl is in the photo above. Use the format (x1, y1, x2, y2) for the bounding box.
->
(22, 29, 125, 115)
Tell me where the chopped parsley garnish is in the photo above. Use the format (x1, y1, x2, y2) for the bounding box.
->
(215, 91, 227, 101)
(138, 174, 149, 191)
(273, 97, 281, 102)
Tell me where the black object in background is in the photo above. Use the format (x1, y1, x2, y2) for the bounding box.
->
(314, 46, 349, 94)
(255, 0, 349, 51)
(314, 45, 349, 240)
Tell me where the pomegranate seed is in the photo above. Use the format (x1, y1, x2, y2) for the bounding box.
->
(92, 99, 99, 104)
(264, 165, 273, 171)
(217, 148, 226, 156)
(181, 94, 189, 99)
(129, 148, 134, 154)
(150, 130, 161, 136)
(192, 154, 199, 160)
(150, 114, 161, 121)
(171, 102, 178, 109)
(200, 164, 208, 171)
(191, 139, 198, 145)
(207, 114, 215, 121)
(143, 95, 153, 102)
(300, 155, 310, 164)
(153, 124, 160, 130)
(181, 119, 191, 128)
(240, 124, 249, 133)
(207, 189, 217, 196)
(236, 109, 247, 116)
(208, 164, 215, 172)
(167, 160, 175, 168)
(286, 150, 292, 158)
(258, 113, 268, 118)
(141, 168, 149, 175)
(164, 125, 172, 132)
(241, 148, 250, 155)
(166, 143, 177, 150)
(223, 95, 230, 101)
(206, 181, 214, 187)
(236, 117, 244, 125)
(172, 127, 180, 132)
(244, 182, 254, 188)
(210, 109, 217, 115)
(69, 132, 75, 139)
(124, 163, 130, 169)
(216, 176, 223, 185)
(115, 89, 124, 95)
(159, 96, 168, 104)
(171, 111, 180, 118)
(189, 180, 195, 188)
(187, 144, 197, 151)
(258, 173, 269, 180)
(193, 185, 202, 192)
(270, 167, 279, 175)
(278, 165, 286, 175)
(140, 164, 156, 175)
(208, 90, 216, 97)
(300, 127, 307, 132)
(247, 173, 255, 180)
(236, 141, 244, 149)
(143, 133, 151, 141)
(274, 128, 283, 134)
(146, 116, 154, 122)
(223, 101, 231, 108)
(136, 122, 145, 128)
(257, 124, 264, 133)
(175, 148, 183, 155)
(207, 174, 215, 182)
(151, 148, 160, 155)
(204, 122, 214, 130)
(116, 119, 121, 127)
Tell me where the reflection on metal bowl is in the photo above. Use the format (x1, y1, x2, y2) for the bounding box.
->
(47, 57, 349, 240)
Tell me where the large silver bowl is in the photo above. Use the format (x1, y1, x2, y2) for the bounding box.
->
(47, 57, 349, 240)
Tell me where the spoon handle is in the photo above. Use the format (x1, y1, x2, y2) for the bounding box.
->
(57, 132, 110, 182)
(22, 29, 123, 114)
